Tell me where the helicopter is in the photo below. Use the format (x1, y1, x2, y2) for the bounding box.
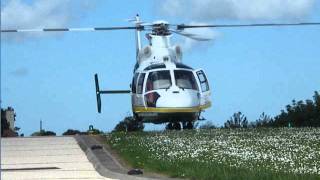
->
(2, 15, 320, 130)
(96, 15, 213, 130)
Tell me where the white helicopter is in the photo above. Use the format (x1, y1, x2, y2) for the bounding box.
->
(2, 15, 319, 129)
(95, 16, 212, 130)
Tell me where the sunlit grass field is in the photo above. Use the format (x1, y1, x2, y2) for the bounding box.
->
(106, 128, 320, 180)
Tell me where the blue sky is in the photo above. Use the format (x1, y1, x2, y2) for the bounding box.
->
(1, 0, 320, 135)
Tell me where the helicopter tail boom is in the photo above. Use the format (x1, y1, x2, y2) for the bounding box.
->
(94, 74, 131, 113)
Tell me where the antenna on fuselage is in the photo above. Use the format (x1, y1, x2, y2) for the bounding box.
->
(126, 14, 143, 58)
(134, 14, 142, 58)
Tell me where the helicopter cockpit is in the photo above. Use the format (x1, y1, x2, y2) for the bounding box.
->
(146, 70, 171, 92)
(131, 62, 211, 123)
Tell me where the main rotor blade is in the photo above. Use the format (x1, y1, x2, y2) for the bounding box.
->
(177, 22, 320, 30)
(1, 26, 142, 33)
(171, 30, 212, 41)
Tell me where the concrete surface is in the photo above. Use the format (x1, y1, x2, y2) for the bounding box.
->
(1, 136, 114, 180)
(75, 135, 175, 180)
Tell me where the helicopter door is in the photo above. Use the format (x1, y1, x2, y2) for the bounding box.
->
(135, 73, 146, 107)
(194, 69, 211, 108)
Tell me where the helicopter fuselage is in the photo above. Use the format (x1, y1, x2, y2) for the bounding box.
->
(131, 34, 211, 123)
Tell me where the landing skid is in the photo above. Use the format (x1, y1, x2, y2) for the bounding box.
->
(166, 121, 194, 130)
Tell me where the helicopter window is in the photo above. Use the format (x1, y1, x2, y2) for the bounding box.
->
(146, 70, 172, 91)
(132, 73, 139, 93)
(137, 73, 145, 94)
(176, 63, 193, 70)
(196, 70, 209, 92)
(174, 70, 198, 90)
(134, 63, 139, 72)
(144, 63, 166, 71)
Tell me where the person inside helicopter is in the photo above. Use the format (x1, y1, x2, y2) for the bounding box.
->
(174, 70, 198, 90)
(146, 70, 172, 91)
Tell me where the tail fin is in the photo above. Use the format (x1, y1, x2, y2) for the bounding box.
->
(94, 74, 131, 113)
(94, 74, 102, 113)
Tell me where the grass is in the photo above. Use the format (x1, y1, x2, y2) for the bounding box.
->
(105, 128, 320, 180)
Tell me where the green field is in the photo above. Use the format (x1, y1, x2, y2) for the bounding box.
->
(105, 128, 320, 180)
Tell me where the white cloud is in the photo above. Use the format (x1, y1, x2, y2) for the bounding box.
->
(160, 0, 315, 21)
(159, 0, 316, 51)
(1, 0, 96, 41)
(177, 23, 220, 51)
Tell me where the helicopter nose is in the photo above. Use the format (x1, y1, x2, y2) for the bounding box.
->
(156, 90, 199, 108)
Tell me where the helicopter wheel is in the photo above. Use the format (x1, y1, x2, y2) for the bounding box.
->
(182, 121, 194, 130)
(133, 113, 142, 121)
(186, 121, 194, 129)
(166, 123, 174, 130)
(182, 122, 187, 129)
(173, 122, 181, 130)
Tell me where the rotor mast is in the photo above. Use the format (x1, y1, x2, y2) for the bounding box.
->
(148, 21, 172, 48)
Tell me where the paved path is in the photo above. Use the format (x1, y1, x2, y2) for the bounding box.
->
(1, 136, 114, 180)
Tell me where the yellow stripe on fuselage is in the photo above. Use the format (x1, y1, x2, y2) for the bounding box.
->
(133, 102, 211, 113)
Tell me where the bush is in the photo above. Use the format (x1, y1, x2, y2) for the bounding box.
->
(225, 112, 248, 128)
(31, 130, 56, 136)
(199, 121, 216, 129)
(63, 129, 86, 135)
(88, 128, 103, 135)
(113, 116, 144, 132)
(252, 112, 273, 128)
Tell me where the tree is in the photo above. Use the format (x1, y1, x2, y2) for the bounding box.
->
(1, 109, 18, 137)
(113, 116, 144, 132)
(224, 112, 248, 128)
(1, 109, 10, 136)
(272, 91, 320, 127)
(314, 91, 320, 108)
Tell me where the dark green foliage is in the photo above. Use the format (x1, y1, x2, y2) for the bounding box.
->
(88, 128, 103, 135)
(1, 108, 19, 137)
(63, 129, 81, 135)
(113, 116, 144, 132)
(86, 125, 104, 135)
(272, 91, 320, 127)
(1, 109, 10, 136)
(225, 112, 248, 128)
(251, 112, 274, 128)
(199, 121, 216, 129)
(62, 129, 87, 135)
(31, 130, 56, 136)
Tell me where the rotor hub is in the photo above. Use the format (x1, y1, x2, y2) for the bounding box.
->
(151, 21, 171, 36)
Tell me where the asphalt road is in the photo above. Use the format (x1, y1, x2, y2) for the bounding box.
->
(1, 136, 114, 180)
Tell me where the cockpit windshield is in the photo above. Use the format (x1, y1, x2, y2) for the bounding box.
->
(146, 70, 172, 91)
(174, 70, 198, 90)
